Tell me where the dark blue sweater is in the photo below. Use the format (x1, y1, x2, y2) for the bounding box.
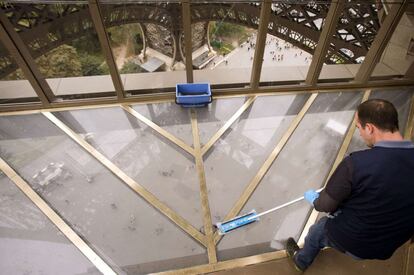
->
(326, 144, 414, 259)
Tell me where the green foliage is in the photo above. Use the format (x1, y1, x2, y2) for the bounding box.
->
(119, 60, 145, 74)
(79, 54, 106, 76)
(108, 23, 143, 55)
(209, 21, 248, 54)
(211, 22, 245, 38)
(70, 34, 102, 56)
(35, 44, 82, 78)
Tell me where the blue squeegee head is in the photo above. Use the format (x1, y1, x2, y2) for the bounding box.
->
(215, 210, 258, 235)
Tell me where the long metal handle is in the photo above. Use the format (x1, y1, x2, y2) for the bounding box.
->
(248, 187, 324, 220)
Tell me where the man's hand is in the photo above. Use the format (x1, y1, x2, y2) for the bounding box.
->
(304, 189, 319, 205)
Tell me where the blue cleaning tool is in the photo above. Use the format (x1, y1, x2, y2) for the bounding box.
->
(215, 188, 323, 235)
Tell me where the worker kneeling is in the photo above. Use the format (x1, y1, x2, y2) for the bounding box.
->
(286, 99, 414, 272)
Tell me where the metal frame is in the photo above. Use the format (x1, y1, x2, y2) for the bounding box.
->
(250, 0, 272, 89)
(88, 0, 125, 100)
(298, 89, 371, 245)
(0, 1, 412, 112)
(0, 11, 53, 105)
(354, 1, 408, 83)
(0, 86, 412, 274)
(213, 92, 318, 245)
(201, 96, 257, 155)
(305, 0, 346, 86)
(0, 158, 117, 275)
(43, 111, 207, 246)
(404, 93, 414, 140)
(1, 0, 414, 273)
(182, 0, 194, 83)
(191, 108, 217, 263)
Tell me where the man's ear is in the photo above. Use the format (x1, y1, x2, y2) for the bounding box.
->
(365, 123, 375, 134)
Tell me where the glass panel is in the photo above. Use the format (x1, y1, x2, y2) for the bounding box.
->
(2, 2, 116, 101)
(204, 94, 310, 224)
(0, 114, 207, 274)
(132, 102, 193, 146)
(100, 2, 186, 94)
(347, 87, 414, 154)
(217, 91, 362, 260)
(0, 40, 39, 104)
(193, 1, 260, 88)
(0, 174, 95, 274)
(319, 1, 380, 83)
(370, 2, 413, 81)
(259, 1, 329, 86)
(54, 107, 203, 229)
(196, 97, 248, 146)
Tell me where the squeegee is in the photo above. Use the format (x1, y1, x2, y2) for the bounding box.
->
(215, 188, 323, 235)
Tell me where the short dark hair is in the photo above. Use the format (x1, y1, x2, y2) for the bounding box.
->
(357, 99, 399, 133)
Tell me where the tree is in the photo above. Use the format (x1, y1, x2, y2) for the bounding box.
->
(79, 54, 106, 76)
(120, 60, 146, 74)
(35, 44, 82, 78)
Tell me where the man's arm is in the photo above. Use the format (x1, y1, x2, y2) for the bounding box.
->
(313, 156, 353, 213)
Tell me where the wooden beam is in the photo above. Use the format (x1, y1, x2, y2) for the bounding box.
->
(250, 0, 272, 89)
(88, 0, 125, 100)
(305, 0, 346, 86)
(354, 1, 408, 83)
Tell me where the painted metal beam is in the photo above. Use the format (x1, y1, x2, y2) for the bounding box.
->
(1, 81, 413, 114)
(0, 11, 53, 105)
(201, 96, 257, 155)
(250, 0, 272, 89)
(0, 158, 117, 275)
(43, 111, 207, 247)
(298, 89, 371, 246)
(404, 93, 414, 140)
(406, 61, 414, 79)
(190, 109, 217, 263)
(305, 0, 346, 86)
(182, 0, 194, 83)
(153, 250, 286, 275)
(213, 93, 319, 245)
(121, 105, 195, 155)
(88, 0, 125, 100)
(354, 1, 408, 83)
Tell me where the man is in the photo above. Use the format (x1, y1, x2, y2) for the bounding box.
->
(286, 99, 414, 272)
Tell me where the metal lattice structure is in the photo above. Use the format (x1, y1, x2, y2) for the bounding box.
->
(0, 2, 380, 78)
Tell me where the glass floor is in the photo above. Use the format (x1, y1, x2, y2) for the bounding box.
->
(0, 86, 413, 274)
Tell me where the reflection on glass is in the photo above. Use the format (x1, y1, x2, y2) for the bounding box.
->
(2, 2, 115, 100)
(196, 97, 248, 146)
(217, 91, 362, 260)
(193, 1, 259, 87)
(54, 107, 204, 229)
(370, 3, 412, 80)
(319, 1, 381, 82)
(347, 87, 414, 154)
(101, 2, 186, 92)
(132, 102, 193, 146)
(0, 40, 39, 104)
(0, 114, 206, 274)
(0, 175, 95, 274)
(204, 94, 309, 224)
(260, 1, 328, 86)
